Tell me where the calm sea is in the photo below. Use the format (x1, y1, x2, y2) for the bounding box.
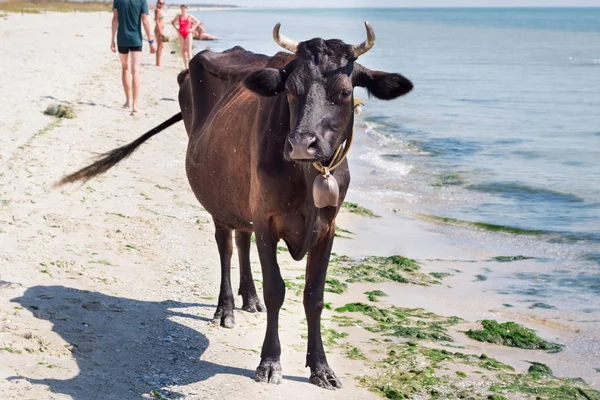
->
(192, 7, 600, 260)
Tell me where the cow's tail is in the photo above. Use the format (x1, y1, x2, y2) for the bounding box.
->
(55, 112, 183, 187)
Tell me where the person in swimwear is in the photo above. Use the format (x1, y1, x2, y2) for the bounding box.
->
(171, 4, 199, 69)
(192, 22, 219, 40)
(154, 0, 166, 67)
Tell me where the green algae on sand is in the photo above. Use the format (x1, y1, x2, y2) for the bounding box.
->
(528, 361, 553, 377)
(357, 345, 518, 400)
(489, 373, 600, 400)
(466, 320, 563, 352)
(330, 255, 438, 286)
(429, 272, 453, 280)
(335, 302, 462, 342)
(324, 278, 347, 294)
(345, 345, 367, 360)
(419, 214, 544, 235)
(44, 104, 76, 119)
(356, 341, 598, 400)
(341, 201, 381, 218)
(365, 290, 388, 302)
(491, 255, 535, 262)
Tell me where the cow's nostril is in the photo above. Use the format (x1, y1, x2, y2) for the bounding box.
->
(288, 134, 317, 160)
(307, 137, 317, 153)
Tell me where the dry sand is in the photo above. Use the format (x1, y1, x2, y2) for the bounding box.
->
(0, 9, 598, 400)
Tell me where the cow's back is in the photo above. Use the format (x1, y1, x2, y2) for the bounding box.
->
(183, 48, 294, 229)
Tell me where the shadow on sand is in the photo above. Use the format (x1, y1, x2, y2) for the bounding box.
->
(11, 285, 305, 399)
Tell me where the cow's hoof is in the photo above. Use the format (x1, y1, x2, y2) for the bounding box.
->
(212, 308, 235, 329)
(309, 366, 342, 390)
(242, 296, 264, 313)
(255, 360, 282, 384)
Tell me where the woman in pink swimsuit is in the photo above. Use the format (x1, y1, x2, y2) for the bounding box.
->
(171, 4, 199, 69)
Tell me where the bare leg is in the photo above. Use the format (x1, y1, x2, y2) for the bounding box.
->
(185, 33, 193, 69)
(254, 223, 285, 384)
(178, 34, 186, 69)
(130, 51, 142, 113)
(235, 230, 264, 313)
(156, 40, 163, 67)
(155, 30, 162, 66)
(118, 52, 131, 108)
(213, 221, 235, 328)
(304, 225, 341, 389)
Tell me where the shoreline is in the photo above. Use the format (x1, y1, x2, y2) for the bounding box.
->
(0, 11, 598, 400)
(338, 128, 600, 390)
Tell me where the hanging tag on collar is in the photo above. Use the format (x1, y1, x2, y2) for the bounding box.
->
(313, 166, 340, 208)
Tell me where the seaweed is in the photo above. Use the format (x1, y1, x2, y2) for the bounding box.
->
(466, 320, 563, 352)
(492, 255, 534, 262)
(365, 290, 388, 302)
(330, 255, 436, 286)
(321, 328, 348, 347)
(335, 226, 355, 239)
(529, 303, 556, 310)
(355, 335, 596, 400)
(335, 302, 461, 342)
(479, 354, 514, 371)
(528, 362, 553, 377)
(345, 346, 367, 360)
(420, 214, 543, 236)
(489, 374, 600, 400)
(283, 279, 303, 296)
(341, 202, 380, 218)
(44, 104, 76, 119)
(324, 278, 347, 294)
(429, 272, 452, 280)
(431, 172, 465, 187)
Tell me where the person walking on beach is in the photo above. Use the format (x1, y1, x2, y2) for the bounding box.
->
(111, 0, 157, 113)
(154, 0, 166, 66)
(171, 4, 199, 69)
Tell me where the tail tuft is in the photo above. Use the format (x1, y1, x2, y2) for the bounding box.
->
(55, 112, 183, 187)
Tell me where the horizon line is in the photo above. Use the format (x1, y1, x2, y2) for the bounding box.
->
(189, 4, 600, 8)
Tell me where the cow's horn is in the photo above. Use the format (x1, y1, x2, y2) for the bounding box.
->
(273, 23, 298, 53)
(352, 21, 376, 58)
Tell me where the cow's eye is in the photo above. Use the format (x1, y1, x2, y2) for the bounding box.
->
(340, 90, 352, 98)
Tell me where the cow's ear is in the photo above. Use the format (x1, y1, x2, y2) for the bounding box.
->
(244, 68, 286, 97)
(353, 65, 413, 100)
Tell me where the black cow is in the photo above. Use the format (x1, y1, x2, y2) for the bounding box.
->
(58, 22, 413, 389)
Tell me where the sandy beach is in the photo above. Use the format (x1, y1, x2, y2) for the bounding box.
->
(1, 9, 599, 400)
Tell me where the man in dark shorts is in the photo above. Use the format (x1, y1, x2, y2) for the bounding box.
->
(111, 0, 157, 113)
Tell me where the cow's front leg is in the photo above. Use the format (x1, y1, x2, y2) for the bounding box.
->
(213, 221, 235, 328)
(254, 224, 285, 384)
(235, 230, 264, 313)
(304, 225, 341, 389)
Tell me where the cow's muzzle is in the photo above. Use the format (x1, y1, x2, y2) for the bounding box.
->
(287, 135, 317, 160)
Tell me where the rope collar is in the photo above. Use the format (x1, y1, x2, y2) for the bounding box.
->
(311, 128, 353, 175)
(310, 97, 362, 175)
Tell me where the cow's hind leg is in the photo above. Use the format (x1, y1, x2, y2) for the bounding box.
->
(254, 223, 285, 384)
(213, 221, 235, 328)
(235, 230, 264, 313)
(304, 226, 341, 389)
